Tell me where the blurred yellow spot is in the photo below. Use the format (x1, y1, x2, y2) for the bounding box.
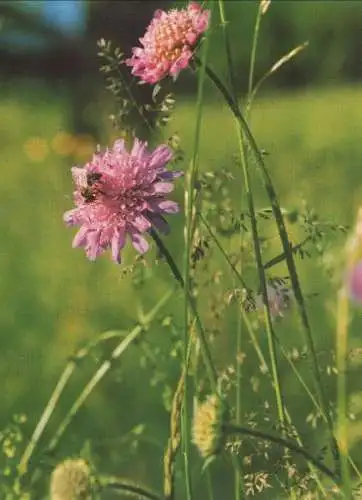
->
(23, 137, 48, 162)
(73, 134, 96, 161)
(51, 131, 77, 157)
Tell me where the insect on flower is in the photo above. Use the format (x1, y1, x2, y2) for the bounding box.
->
(80, 172, 103, 203)
(64, 138, 182, 263)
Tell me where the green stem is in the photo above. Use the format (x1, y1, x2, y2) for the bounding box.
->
(225, 423, 338, 483)
(201, 59, 339, 471)
(182, 7, 214, 497)
(204, 203, 360, 489)
(214, 1, 284, 430)
(18, 330, 126, 476)
(151, 230, 217, 389)
(199, 213, 248, 290)
(205, 469, 215, 500)
(264, 236, 312, 270)
(44, 289, 174, 454)
(209, 6, 243, 493)
(218, 0, 238, 104)
(236, 112, 286, 429)
(247, 1, 263, 106)
(202, 209, 329, 495)
(336, 286, 351, 496)
(100, 476, 162, 500)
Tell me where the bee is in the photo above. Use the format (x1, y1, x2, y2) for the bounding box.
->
(86, 172, 102, 186)
(81, 172, 103, 203)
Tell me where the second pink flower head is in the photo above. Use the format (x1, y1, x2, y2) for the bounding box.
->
(126, 2, 210, 84)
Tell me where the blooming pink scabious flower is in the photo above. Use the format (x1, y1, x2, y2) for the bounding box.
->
(63, 138, 182, 263)
(125, 2, 210, 84)
(347, 261, 362, 304)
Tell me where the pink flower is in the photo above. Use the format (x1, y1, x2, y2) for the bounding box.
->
(347, 261, 362, 303)
(125, 2, 210, 84)
(64, 138, 182, 263)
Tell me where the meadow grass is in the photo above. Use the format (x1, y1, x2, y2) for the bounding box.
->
(2, 80, 362, 496)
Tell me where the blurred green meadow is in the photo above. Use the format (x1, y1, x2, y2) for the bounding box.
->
(2, 78, 362, 496)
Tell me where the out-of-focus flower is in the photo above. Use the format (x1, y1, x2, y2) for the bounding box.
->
(255, 280, 292, 318)
(345, 207, 362, 304)
(51, 132, 77, 157)
(50, 458, 92, 500)
(24, 137, 48, 162)
(73, 134, 97, 161)
(192, 394, 225, 458)
(347, 261, 362, 304)
(64, 138, 182, 263)
(125, 2, 210, 84)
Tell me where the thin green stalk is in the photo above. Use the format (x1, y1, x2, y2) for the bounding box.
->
(201, 212, 328, 496)
(205, 468, 215, 500)
(203, 206, 360, 489)
(216, 4, 246, 495)
(247, 1, 263, 104)
(182, 5, 214, 497)
(44, 289, 174, 454)
(224, 423, 338, 484)
(218, 0, 237, 104)
(235, 297, 243, 499)
(336, 286, 351, 496)
(236, 115, 292, 498)
(199, 214, 248, 290)
(236, 120, 286, 428)
(151, 230, 217, 388)
(238, 108, 340, 471)
(18, 330, 126, 476)
(100, 476, 162, 500)
(201, 59, 339, 470)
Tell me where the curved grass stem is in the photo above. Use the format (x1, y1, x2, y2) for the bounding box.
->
(43, 289, 174, 455)
(225, 423, 338, 484)
(201, 59, 340, 471)
(18, 330, 128, 476)
(99, 476, 162, 500)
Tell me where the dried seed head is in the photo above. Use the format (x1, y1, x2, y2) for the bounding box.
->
(192, 394, 225, 458)
(50, 459, 92, 500)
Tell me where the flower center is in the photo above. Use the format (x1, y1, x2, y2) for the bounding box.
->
(153, 15, 194, 63)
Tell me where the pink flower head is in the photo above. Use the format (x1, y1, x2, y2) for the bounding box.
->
(347, 261, 362, 304)
(64, 138, 182, 263)
(125, 2, 210, 84)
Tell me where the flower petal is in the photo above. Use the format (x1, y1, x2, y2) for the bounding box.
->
(85, 230, 100, 261)
(151, 182, 174, 194)
(158, 170, 183, 180)
(131, 138, 148, 159)
(72, 226, 89, 248)
(133, 214, 152, 232)
(113, 139, 126, 154)
(148, 145, 173, 169)
(156, 200, 180, 214)
(71, 167, 87, 186)
(111, 227, 126, 263)
(131, 232, 149, 254)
